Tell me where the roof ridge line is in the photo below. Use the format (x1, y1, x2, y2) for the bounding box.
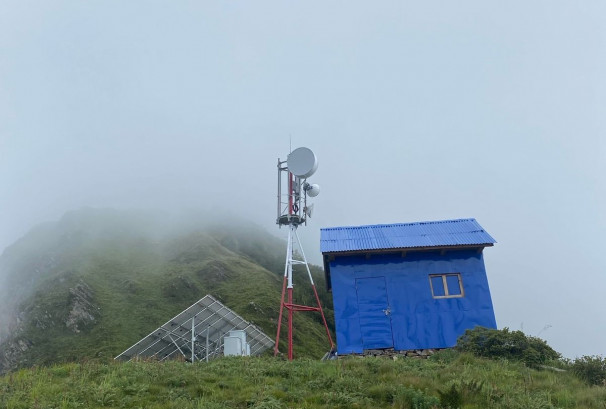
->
(320, 218, 477, 231)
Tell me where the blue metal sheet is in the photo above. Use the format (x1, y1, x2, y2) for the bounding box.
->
(329, 250, 497, 354)
(320, 218, 495, 253)
(355, 277, 394, 349)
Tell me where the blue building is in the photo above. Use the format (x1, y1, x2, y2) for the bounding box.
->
(320, 218, 497, 355)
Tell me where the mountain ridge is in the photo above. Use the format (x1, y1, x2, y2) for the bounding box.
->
(0, 208, 334, 374)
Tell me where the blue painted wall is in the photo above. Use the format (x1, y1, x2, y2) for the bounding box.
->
(329, 249, 497, 354)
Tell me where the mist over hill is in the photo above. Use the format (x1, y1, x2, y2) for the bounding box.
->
(0, 208, 334, 374)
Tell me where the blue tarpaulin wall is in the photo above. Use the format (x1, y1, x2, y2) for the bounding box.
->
(328, 250, 497, 354)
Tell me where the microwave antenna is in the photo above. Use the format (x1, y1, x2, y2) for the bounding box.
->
(274, 147, 334, 360)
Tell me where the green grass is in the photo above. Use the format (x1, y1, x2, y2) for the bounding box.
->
(3, 209, 605, 408)
(1, 353, 605, 409)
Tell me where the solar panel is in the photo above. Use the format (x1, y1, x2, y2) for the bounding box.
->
(114, 295, 274, 362)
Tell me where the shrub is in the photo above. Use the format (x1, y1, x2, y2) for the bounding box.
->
(393, 386, 440, 409)
(437, 384, 462, 408)
(430, 349, 459, 365)
(571, 355, 606, 386)
(456, 327, 560, 367)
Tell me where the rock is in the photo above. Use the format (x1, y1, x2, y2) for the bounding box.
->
(338, 347, 448, 360)
(17, 339, 30, 352)
(0, 337, 33, 374)
(65, 282, 98, 333)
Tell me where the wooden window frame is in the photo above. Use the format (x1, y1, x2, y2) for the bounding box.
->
(429, 273, 464, 299)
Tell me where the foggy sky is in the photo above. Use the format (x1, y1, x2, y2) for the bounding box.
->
(1, 1, 604, 358)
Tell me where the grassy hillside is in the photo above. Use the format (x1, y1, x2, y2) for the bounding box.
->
(1, 209, 605, 408)
(0, 208, 334, 373)
(1, 352, 605, 409)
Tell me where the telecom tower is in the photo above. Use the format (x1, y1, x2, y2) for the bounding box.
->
(274, 147, 334, 360)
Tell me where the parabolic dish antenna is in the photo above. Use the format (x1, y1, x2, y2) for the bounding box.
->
(287, 147, 318, 178)
(305, 183, 320, 197)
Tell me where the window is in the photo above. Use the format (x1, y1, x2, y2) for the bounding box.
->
(429, 273, 464, 298)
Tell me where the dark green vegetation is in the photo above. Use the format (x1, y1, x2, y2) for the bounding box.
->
(0, 208, 334, 373)
(456, 327, 561, 368)
(456, 327, 606, 390)
(458, 327, 606, 387)
(571, 355, 606, 387)
(1, 352, 606, 409)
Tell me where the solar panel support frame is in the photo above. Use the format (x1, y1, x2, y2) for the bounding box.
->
(114, 294, 274, 362)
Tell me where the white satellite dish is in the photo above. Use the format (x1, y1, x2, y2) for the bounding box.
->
(287, 147, 318, 178)
(304, 203, 314, 218)
(305, 183, 320, 197)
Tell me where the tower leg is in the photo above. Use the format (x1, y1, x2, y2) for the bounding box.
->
(312, 284, 334, 350)
(294, 228, 334, 350)
(274, 275, 287, 356)
(287, 224, 294, 360)
(274, 227, 292, 356)
(288, 287, 293, 360)
(275, 224, 332, 360)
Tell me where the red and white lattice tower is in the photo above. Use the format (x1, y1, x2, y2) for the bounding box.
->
(274, 147, 334, 360)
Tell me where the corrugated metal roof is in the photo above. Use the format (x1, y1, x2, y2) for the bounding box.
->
(320, 218, 495, 253)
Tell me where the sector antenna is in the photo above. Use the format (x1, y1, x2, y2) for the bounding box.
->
(275, 147, 334, 360)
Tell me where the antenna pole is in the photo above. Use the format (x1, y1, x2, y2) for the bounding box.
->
(288, 172, 293, 216)
(277, 159, 281, 223)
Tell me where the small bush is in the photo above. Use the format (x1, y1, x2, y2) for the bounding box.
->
(366, 384, 397, 403)
(456, 327, 560, 367)
(430, 349, 459, 365)
(393, 386, 440, 409)
(438, 384, 462, 408)
(250, 396, 285, 409)
(571, 355, 606, 386)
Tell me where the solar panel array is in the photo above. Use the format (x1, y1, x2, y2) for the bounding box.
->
(114, 295, 274, 362)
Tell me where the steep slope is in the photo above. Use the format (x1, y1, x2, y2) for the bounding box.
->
(0, 208, 334, 373)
